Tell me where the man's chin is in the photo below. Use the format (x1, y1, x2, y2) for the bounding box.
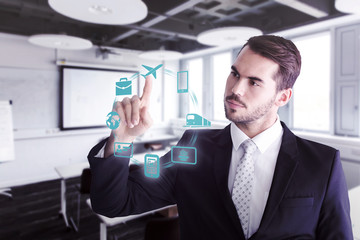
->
(225, 109, 241, 122)
(225, 109, 253, 124)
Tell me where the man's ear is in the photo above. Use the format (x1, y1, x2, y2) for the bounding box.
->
(275, 88, 292, 107)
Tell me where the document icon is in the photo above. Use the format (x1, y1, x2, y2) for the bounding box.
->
(114, 142, 133, 158)
(171, 146, 197, 165)
(116, 78, 132, 96)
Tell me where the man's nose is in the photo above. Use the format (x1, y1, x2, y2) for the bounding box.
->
(231, 79, 246, 96)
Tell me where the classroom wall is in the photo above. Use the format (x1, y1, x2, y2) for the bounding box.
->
(0, 32, 179, 188)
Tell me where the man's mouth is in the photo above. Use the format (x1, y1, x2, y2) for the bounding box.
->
(225, 95, 246, 109)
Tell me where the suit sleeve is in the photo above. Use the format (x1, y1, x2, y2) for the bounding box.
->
(88, 132, 192, 218)
(316, 150, 353, 239)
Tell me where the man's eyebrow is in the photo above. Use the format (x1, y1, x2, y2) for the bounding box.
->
(231, 65, 239, 75)
(231, 65, 264, 83)
(249, 76, 264, 83)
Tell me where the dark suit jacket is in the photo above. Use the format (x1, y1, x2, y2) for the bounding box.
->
(88, 123, 353, 240)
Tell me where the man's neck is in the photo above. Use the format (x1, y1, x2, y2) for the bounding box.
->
(235, 116, 278, 139)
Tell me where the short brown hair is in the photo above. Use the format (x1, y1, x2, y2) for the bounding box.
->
(240, 35, 301, 91)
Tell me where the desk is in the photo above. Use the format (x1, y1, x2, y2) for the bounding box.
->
(0, 188, 12, 198)
(349, 186, 360, 240)
(87, 199, 176, 240)
(55, 161, 89, 229)
(54, 149, 168, 230)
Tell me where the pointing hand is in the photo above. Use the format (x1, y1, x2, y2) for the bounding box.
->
(105, 76, 153, 157)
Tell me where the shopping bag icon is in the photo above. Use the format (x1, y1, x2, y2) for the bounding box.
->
(116, 78, 132, 96)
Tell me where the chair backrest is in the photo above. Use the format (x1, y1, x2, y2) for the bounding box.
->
(144, 216, 180, 240)
(79, 168, 91, 194)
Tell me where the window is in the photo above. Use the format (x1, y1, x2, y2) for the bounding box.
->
(146, 67, 163, 123)
(187, 58, 203, 115)
(292, 32, 331, 132)
(212, 52, 232, 121)
(164, 62, 179, 122)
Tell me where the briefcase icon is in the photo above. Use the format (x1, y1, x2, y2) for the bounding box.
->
(116, 78, 132, 96)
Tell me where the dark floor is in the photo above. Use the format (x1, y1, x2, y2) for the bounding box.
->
(0, 177, 163, 240)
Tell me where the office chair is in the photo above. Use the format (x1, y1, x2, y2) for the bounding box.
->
(144, 216, 180, 240)
(70, 168, 91, 232)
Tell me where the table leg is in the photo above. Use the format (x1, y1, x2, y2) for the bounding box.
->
(59, 179, 70, 228)
(100, 222, 107, 240)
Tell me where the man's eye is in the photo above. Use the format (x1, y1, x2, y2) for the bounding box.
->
(231, 71, 239, 78)
(250, 80, 259, 86)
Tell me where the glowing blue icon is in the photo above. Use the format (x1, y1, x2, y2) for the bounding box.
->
(116, 77, 132, 96)
(171, 146, 197, 165)
(177, 71, 188, 93)
(184, 113, 211, 128)
(114, 142, 133, 158)
(141, 64, 163, 79)
(144, 154, 160, 178)
(178, 150, 189, 161)
(106, 111, 120, 129)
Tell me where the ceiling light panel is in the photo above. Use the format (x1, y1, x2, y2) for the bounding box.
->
(197, 26, 262, 47)
(48, 0, 148, 25)
(335, 0, 360, 14)
(28, 34, 93, 50)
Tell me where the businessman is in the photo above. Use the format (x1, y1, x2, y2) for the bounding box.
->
(88, 35, 353, 239)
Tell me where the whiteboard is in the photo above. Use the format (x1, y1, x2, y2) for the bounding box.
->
(0, 67, 58, 130)
(61, 66, 139, 129)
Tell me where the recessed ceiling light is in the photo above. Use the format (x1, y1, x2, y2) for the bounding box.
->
(335, 0, 360, 14)
(88, 5, 113, 15)
(28, 34, 93, 50)
(197, 27, 262, 47)
(48, 0, 148, 25)
(139, 50, 183, 60)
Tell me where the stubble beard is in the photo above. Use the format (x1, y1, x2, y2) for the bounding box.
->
(224, 94, 276, 125)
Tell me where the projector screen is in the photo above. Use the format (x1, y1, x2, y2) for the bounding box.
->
(61, 66, 139, 130)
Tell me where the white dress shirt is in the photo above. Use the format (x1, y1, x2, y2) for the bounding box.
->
(228, 117, 283, 238)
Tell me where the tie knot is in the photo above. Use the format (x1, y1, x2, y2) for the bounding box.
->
(242, 139, 257, 156)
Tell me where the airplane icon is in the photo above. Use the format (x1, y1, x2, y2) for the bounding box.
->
(141, 64, 163, 79)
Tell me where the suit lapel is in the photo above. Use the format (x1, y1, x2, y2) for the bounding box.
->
(212, 125, 246, 239)
(252, 122, 299, 238)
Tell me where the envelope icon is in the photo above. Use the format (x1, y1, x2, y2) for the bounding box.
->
(116, 78, 132, 96)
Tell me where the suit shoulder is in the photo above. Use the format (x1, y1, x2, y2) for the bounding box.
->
(179, 126, 230, 145)
(295, 135, 336, 151)
(294, 134, 338, 161)
(281, 122, 337, 157)
(184, 128, 224, 136)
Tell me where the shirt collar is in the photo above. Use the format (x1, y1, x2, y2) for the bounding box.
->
(230, 116, 283, 153)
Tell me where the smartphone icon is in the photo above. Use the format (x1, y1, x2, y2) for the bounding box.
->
(144, 154, 160, 178)
(177, 71, 189, 93)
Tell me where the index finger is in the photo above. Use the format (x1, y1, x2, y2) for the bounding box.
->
(140, 75, 153, 107)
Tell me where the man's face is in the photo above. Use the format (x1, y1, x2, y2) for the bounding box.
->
(224, 46, 281, 125)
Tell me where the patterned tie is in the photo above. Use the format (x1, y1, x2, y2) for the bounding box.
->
(231, 139, 257, 239)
